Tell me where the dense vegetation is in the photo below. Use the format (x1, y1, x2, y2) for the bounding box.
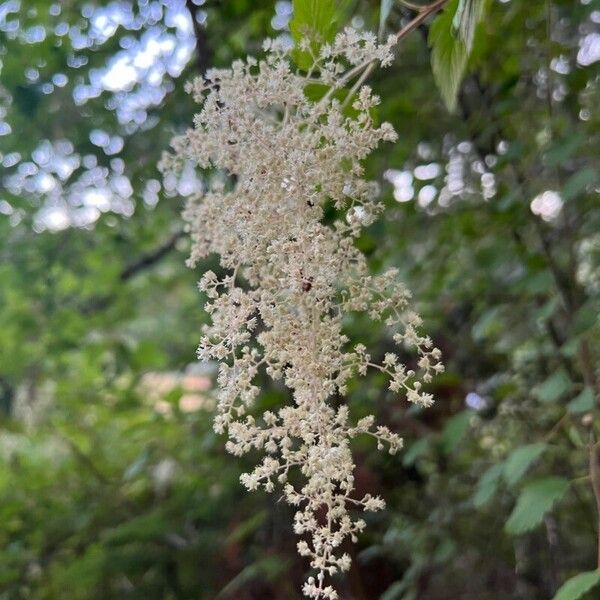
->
(0, 0, 598, 598)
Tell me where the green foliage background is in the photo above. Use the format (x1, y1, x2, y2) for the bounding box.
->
(0, 0, 598, 598)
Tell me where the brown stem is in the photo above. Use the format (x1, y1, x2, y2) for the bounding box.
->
(394, 0, 448, 42)
(185, 0, 212, 73)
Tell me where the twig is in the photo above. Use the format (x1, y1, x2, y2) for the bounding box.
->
(340, 0, 448, 107)
(342, 61, 376, 109)
(185, 0, 212, 73)
(120, 230, 185, 281)
(393, 0, 448, 43)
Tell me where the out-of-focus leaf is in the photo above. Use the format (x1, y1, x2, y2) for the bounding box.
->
(505, 477, 569, 535)
(218, 557, 288, 597)
(503, 443, 546, 487)
(433, 538, 456, 563)
(562, 168, 598, 202)
(472, 307, 501, 341)
(568, 387, 595, 414)
(49, 544, 106, 591)
(473, 462, 504, 507)
(535, 297, 559, 322)
(544, 133, 585, 167)
(226, 510, 267, 544)
(552, 570, 600, 600)
(403, 437, 430, 467)
(123, 447, 151, 480)
(380, 580, 406, 600)
(573, 301, 598, 335)
(103, 511, 168, 545)
(533, 370, 572, 403)
(429, 0, 487, 111)
(441, 411, 471, 454)
(379, 0, 394, 39)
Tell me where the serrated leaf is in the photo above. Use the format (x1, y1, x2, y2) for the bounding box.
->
(429, 0, 487, 112)
(568, 387, 595, 414)
(473, 462, 504, 507)
(503, 443, 546, 487)
(505, 476, 569, 535)
(533, 370, 572, 403)
(452, 0, 486, 52)
(552, 570, 600, 600)
(429, 0, 467, 113)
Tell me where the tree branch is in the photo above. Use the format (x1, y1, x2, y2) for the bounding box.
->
(394, 0, 448, 42)
(186, 0, 212, 73)
(120, 230, 185, 282)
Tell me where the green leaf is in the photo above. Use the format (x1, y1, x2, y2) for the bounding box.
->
(535, 297, 559, 323)
(472, 307, 501, 341)
(544, 133, 585, 167)
(452, 0, 486, 52)
(473, 462, 504, 507)
(533, 370, 572, 403)
(568, 387, 595, 414)
(552, 570, 600, 600)
(218, 557, 288, 597)
(441, 411, 471, 454)
(505, 477, 569, 535)
(429, 0, 487, 112)
(573, 300, 599, 335)
(429, 0, 467, 113)
(402, 437, 430, 467)
(226, 510, 267, 544)
(103, 511, 169, 545)
(290, 0, 348, 70)
(503, 443, 546, 487)
(562, 168, 598, 202)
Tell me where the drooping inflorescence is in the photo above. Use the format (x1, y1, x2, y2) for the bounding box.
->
(161, 29, 443, 600)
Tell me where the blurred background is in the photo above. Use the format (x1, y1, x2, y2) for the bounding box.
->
(0, 0, 598, 598)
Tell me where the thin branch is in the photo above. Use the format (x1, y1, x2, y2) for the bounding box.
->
(393, 0, 448, 43)
(120, 230, 185, 281)
(185, 0, 212, 73)
(77, 231, 185, 315)
(340, 0, 448, 107)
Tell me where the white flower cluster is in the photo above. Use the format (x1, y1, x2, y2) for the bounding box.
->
(161, 29, 443, 600)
